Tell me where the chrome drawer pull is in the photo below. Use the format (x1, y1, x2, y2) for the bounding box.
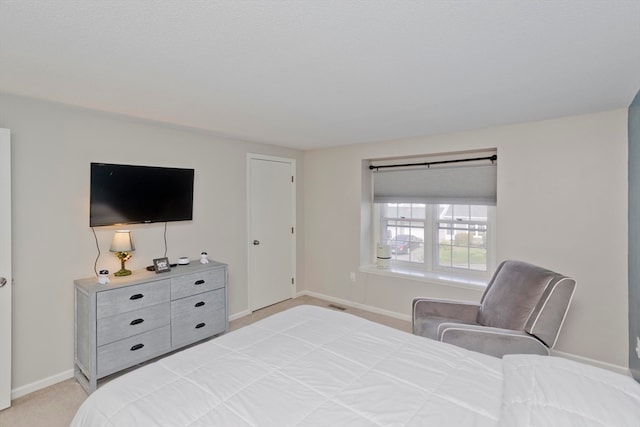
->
(130, 318, 144, 326)
(194, 279, 205, 285)
(195, 322, 206, 329)
(129, 293, 144, 300)
(194, 301, 205, 307)
(130, 343, 144, 351)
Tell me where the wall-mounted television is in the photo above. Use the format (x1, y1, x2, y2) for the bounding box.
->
(90, 163, 194, 227)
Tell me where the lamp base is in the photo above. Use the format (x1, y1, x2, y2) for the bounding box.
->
(113, 251, 132, 277)
(114, 268, 132, 277)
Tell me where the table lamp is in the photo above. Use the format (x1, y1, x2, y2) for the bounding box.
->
(110, 230, 135, 276)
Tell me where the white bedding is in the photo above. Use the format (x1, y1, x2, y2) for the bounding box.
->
(499, 354, 640, 427)
(71, 305, 640, 427)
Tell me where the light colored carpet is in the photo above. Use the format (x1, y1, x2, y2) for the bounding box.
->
(0, 295, 409, 427)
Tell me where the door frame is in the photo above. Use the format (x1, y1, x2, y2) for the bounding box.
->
(0, 128, 12, 410)
(246, 154, 296, 311)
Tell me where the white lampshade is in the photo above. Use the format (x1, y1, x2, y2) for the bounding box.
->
(109, 230, 135, 252)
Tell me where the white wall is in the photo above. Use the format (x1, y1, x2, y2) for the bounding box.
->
(0, 91, 630, 393)
(303, 109, 629, 369)
(0, 93, 304, 392)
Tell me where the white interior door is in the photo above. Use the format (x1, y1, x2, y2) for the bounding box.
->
(248, 155, 295, 311)
(0, 128, 12, 410)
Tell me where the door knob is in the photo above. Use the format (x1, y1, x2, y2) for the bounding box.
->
(253, 240, 260, 245)
(0, 277, 6, 288)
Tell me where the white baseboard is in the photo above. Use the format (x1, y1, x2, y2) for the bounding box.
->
(229, 309, 252, 322)
(297, 290, 412, 322)
(12, 368, 74, 400)
(551, 349, 630, 376)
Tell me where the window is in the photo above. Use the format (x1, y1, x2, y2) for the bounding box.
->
(379, 202, 494, 277)
(435, 204, 490, 272)
(370, 150, 497, 281)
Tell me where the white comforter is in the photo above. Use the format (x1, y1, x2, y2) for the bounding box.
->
(71, 305, 640, 427)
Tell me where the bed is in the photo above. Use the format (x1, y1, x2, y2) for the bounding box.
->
(71, 305, 640, 426)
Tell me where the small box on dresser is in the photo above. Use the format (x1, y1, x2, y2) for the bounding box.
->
(74, 261, 228, 393)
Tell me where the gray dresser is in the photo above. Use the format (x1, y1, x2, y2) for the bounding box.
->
(74, 261, 228, 393)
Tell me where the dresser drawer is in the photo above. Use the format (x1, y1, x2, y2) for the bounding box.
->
(171, 290, 226, 348)
(97, 280, 170, 319)
(97, 325, 170, 377)
(171, 289, 225, 321)
(97, 302, 170, 346)
(171, 268, 225, 300)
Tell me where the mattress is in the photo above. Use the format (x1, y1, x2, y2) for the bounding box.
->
(71, 305, 640, 426)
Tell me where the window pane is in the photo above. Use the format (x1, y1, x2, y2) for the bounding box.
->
(382, 203, 425, 264)
(470, 205, 488, 221)
(397, 203, 412, 218)
(390, 225, 424, 264)
(382, 225, 395, 244)
(439, 204, 452, 220)
(438, 223, 453, 243)
(435, 203, 489, 272)
(453, 205, 470, 221)
(469, 229, 486, 248)
(451, 246, 470, 269)
(411, 204, 426, 219)
(383, 203, 398, 218)
(470, 248, 487, 271)
(438, 243, 452, 268)
(409, 229, 424, 263)
(453, 223, 469, 233)
(389, 203, 426, 219)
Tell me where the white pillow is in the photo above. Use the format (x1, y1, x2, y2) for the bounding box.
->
(498, 355, 640, 427)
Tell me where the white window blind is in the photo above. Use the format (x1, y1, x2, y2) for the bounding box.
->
(372, 158, 497, 206)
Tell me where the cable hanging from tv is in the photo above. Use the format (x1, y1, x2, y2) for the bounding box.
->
(369, 154, 497, 171)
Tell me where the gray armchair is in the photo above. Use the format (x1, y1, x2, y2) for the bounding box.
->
(412, 260, 576, 358)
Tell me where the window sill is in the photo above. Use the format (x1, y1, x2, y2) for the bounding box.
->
(360, 264, 488, 292)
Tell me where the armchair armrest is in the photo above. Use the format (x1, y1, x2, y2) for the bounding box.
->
(412, 297, 480, 323)
(438, 323, 550, 358)
(412, 298, 480, 337)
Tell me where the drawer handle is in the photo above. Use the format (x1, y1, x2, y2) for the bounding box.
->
(129, 293, 144, 300)
(194, 279, 205, 285)
(130, 318, 144, 326)
(195, 322, 206, 329)
(130, 343, 145, 351)
(194, 301, 205, 307)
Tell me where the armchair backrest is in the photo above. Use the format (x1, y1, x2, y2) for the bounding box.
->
(477, 260, 576, 348)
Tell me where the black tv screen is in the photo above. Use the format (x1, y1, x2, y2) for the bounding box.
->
(90, 163, 194, 227)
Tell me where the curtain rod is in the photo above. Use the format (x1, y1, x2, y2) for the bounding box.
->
(369, 154, 497, 171)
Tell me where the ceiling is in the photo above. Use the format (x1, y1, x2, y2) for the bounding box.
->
(1, 1, 639, 150)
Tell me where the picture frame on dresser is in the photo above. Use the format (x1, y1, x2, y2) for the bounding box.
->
(153, 257, 171, 273)
(73, 260, 228, 393)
